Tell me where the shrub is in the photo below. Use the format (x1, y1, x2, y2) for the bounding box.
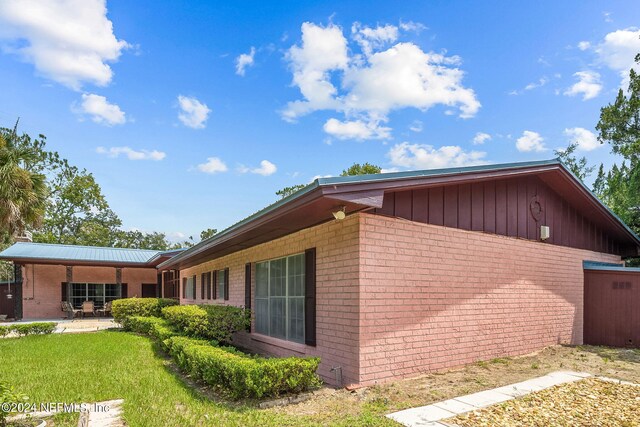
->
(162, 304, 250, 344)
(9, 322, 57, 337)
(0, 326, 9, 338)
(0, 381, 28, 426)
(112, 298, 178, 323)
(164, 336, 321, 399)
(122, 316, 180, 349)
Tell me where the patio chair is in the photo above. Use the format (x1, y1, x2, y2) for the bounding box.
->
(61, 301, 81, 319)
(96, 301, 112, 317)
(81, 300, 96, 318)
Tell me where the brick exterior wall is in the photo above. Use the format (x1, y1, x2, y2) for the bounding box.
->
(357, 213, 621, 385)
(178, 214, 361, 386)
(21, 264, 157, 319)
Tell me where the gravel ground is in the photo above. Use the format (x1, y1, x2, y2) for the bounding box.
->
(446, 378, 640, 427)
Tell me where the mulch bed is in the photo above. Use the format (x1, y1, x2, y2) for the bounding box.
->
(446, 378, 640, 427)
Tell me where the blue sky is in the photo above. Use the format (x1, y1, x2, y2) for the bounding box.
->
(1, 1, 639, 241)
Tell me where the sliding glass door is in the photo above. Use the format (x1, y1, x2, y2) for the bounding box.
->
(69, 283, 121, 308)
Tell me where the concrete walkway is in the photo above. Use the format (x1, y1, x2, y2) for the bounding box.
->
(1, 318, 119, 334)
(387, 371, 592, 427)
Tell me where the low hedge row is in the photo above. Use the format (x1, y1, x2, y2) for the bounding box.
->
(111, 298, 178, 323)
(161, 304, 249, 344)
(0, 322, 57, 337)
(121, 316, 180, 347)
(165, 336, 321, 398)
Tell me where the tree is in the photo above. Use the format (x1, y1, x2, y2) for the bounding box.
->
(553, 143, 595, 182)
(199, 228, 218, 241)
(33, 164, 123, 246)
(595, 51, 640, 265)
(340, 162, 382, 176)
(275, 184, 307, 199)
(596, 54, 640, 162)
(276, 162, 383, 198)
(0, 126, 48, 241)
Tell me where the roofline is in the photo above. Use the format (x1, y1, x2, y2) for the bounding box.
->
(162, 158, 640, 270)
(584, 260, 640, 273)
(0, 257, 156, 268)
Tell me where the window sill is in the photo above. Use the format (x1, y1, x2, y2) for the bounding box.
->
(250, 333, 307, 354)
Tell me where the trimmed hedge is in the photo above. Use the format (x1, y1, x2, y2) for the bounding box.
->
(161, 304, 249, 344)
(121, 316, 180, 348)
(0, 322, 57, 337)
(165, 336, 321, 398)
(112, 298, 178, 323)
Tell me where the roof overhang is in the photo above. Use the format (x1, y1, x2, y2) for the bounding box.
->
(2, 258, 155, 268)
(159, 159, 640, 270)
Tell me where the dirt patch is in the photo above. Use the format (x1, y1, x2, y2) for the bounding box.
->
(446, 377, 640, 426)
(268, 345, 640, 421)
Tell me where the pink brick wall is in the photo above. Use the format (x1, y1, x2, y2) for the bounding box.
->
(21, 264, 157, 319)
(357, 213, 621, 385)
(178, 214, 361, 386)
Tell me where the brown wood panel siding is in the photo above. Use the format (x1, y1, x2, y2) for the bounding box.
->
(372, 174, 627, 255)
(395, 190, 412, 220)
(471, 182, 484, 231)
(443, 186, 458, 228)
(585, 270, 640, 348)
(428, 187, 444, 226)
(458, 184, 472, 230)
(412, 189, 428, 223)
(483, 181, 496, 234)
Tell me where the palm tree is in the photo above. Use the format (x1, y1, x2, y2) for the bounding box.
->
(0, 126, 48, 239)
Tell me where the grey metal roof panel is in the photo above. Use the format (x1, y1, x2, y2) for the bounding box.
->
(583, 261, 640, 272)
(0, 242, 161, 265)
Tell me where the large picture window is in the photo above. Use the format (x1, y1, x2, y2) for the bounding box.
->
(69, 283, 121, 309)
(255, 253, 305, 343)
(185, 276, 195, 299)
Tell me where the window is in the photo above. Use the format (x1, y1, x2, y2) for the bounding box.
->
(255, 253, 305, 343)
(185, 276, 195, 299)
(69, 283, 121, 309)
(217, 270, 226, 299)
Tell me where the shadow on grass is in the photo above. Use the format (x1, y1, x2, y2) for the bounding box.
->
(144, 337, 263, 414)
(576, 344, 640, 364)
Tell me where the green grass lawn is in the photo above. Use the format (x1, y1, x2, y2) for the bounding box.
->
(0, 331, 395, 427)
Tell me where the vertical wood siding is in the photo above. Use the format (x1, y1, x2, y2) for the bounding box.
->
(373, 175, 622, 254)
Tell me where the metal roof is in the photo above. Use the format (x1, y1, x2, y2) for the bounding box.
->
(160, 158, 640, 270)
(0, 242, 170, 266)
(583, 260, 640, 272)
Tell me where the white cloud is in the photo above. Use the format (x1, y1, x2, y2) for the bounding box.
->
(563, 71, 602, 100)
(564, 127, 600, 151)
(351, 22, 398, 57)
(409, 120, 423, 133)
(510, 77, 548, 95)
(0, 0, 129, 90)
(76, 93, 126, 125)
(177, 95, 211, 129)
(399, 21, 427, 33)
(197, 157, 228, 174)
(238, 160, 277, 176)
(282, 22, 480, 139)
(577, 41, 591, 51)
(594, 28, 640, 86)
(323, 117, 391, 140)
(235, 46, 256, 76)
(387, 142, 487, 170)
(282, 22, 349, 121)
(96, 146, 165, 160)
(472, 132, 491, 145)
(516, 130, 546, 152)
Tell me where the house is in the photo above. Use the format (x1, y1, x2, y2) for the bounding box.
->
(1, 159, 640, 387)
(0, 243, 182, 319)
